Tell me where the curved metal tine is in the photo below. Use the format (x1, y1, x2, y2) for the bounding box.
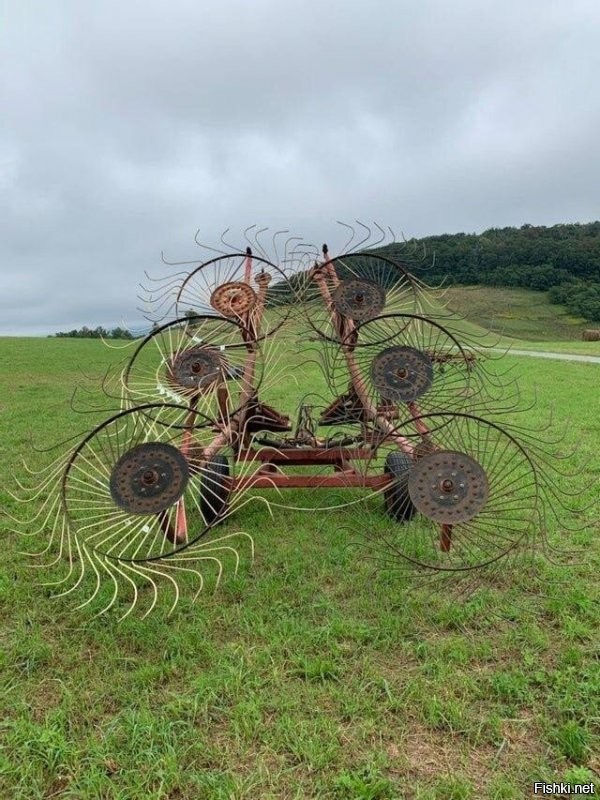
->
(95, 332, 135, 354)
(258, 352, 301, 398)
(290, 243, 320, 282)
(165, 536, 254, 600)
(288, 244, 318, 270)
(336, 220, 357, 254)
(283, 235, 305, 264)
(20, 443, 71, 477)
(136, 293, 175, 318)
(161, 252, 205, 267)
(69, 382, 115, 416)
(134, 562, 196, 616)
(254, 334, 285, 392)
(243, 225, 259, 255)
(136, 298, 177, 325)
(145, 268, 187, 283)
(138, 278, 182, 303)
(220, 227, 245, 252)
(83, 554, 125, 617)
(539, 478, 593, 527)
(194, 229, 228, 256)
(97, 373, 133, 409)
(40, 523, 78, 590)
(532, 456, 592, 506)
(20, 509, 66, 564)
(253, 226, 270, 261)
(504, 418, 575, 458)
(271, 229, 290, 265)
(352, 219, 372, 252)
(10, 453, 66, 499)
(129, 564, 186, 622)
(136, 276, 179, 303)
(136, 277, 185, 305)
(189, 543, 243, 594)
(27, 414, 96, 453)
(386, 227, 411, 261)
(108, 560, 158, 619)
(136, 305, 175, 326)
(293, 242, 319, 254)
(139, 295, 180, 320)
(370, 221, 386, 248)
(16, 492, 63, 543)
(73, 548, 116, 613)
(69, 357, 116, 392)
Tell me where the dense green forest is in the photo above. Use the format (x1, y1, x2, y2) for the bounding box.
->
(380, 221, 600, 322)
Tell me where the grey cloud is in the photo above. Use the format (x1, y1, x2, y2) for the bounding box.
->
(2, 0, 600, 333)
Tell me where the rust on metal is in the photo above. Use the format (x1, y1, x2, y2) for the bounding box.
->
(109, 442, 190, 515)
(407, 449, 488, 524)
(244, 400, 292, 434)
(331, 278, 386, 321)
(210, 281, 257, 317)
(166, 345, 224, 391)
(238, 447, 375, 465)
(371, 346, 434, 403)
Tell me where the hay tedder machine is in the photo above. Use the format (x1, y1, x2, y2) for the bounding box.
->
(13, 225, 575, 615)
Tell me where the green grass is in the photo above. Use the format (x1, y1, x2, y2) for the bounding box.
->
(439, 286, 600, 353)
(0, 336, 599, 799)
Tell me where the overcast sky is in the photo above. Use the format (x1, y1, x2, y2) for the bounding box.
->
(2, 0, 600, 335)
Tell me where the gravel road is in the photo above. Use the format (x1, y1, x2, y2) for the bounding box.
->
(493, 348, 600, 364)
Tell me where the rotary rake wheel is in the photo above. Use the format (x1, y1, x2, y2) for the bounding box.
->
(357, 412, 539, 572)
(61, 404, 240, 560)
(174, 249, 299, 342)
(325, 313, 482, 425)
(302, 246, 428, 344)
(31, 402, 265, 616)
(121, 314, 263, 423)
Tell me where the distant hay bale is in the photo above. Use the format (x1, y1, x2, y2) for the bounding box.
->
(582, 329, 600, 341)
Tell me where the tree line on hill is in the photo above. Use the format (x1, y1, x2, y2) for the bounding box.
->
(379, 221, 600, 322)
(51, 326, 134, 339)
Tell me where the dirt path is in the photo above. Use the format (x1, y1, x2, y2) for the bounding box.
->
(492, 348, 600, 364)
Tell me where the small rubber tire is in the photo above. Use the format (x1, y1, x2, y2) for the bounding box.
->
(383, 451, 417, 522)
(199, 454, 231, 525)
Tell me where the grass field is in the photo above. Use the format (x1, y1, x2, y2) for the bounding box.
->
(438, 286, 600, 354)
(0, 335, 599, 799)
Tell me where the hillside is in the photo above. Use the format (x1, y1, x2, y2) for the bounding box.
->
(439, 286, 587, 341)
(379, 221, 600, 322)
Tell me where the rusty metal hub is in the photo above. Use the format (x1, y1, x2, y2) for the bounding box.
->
(166, 345, 223, 391)
(370, 346, 433, 403)
(331, 279, 385, 321)
(407, 450, 488, 523)
(109, 442, 190, 515)
(210, 281, 257, 317)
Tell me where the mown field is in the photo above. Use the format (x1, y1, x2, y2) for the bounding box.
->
(0, 335, 599, 799)
(440, 286, 596, 349)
